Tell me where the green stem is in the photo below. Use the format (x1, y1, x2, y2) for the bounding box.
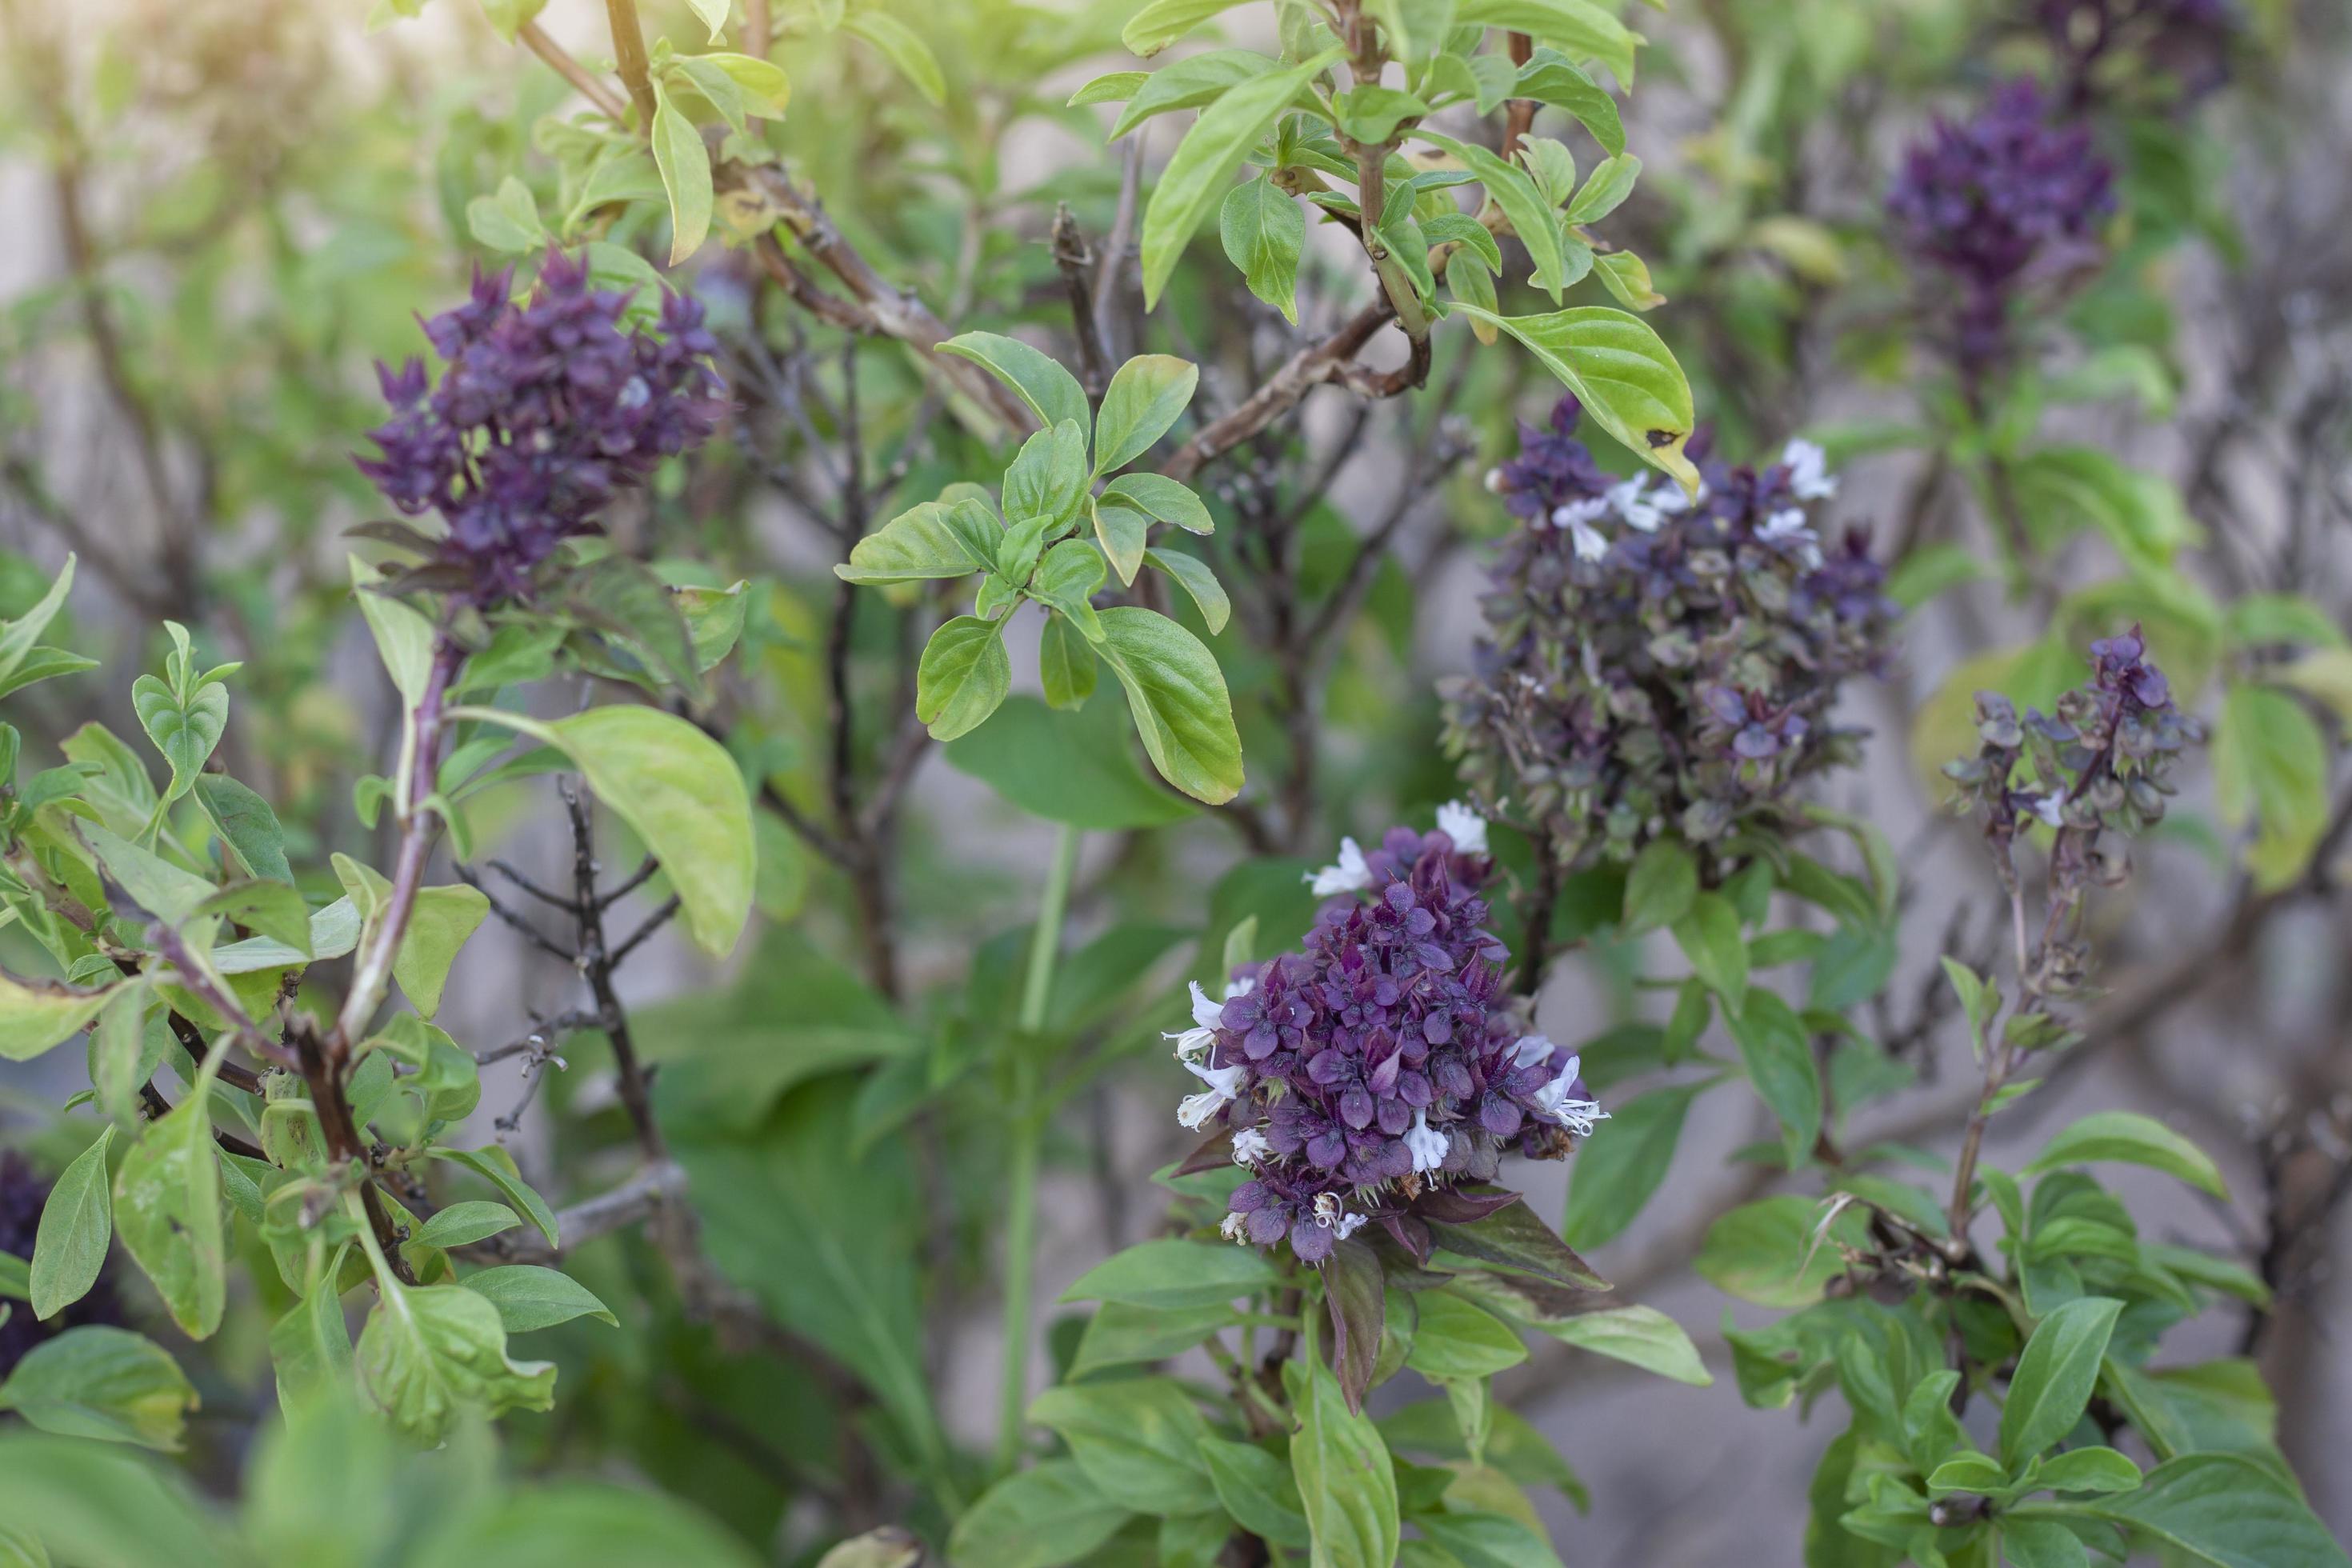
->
(997, 824, 1082, 1474)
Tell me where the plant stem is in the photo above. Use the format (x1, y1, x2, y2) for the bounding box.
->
(997, 824, 1082, 1473)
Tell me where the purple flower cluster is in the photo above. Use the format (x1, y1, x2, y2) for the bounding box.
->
(1946, 625, 2197, 859)
(1171, 815, 1603, 1264)
(1439, 398, 1894, 872)
(358, 250, 726, 606)
(1886, 80, 2114, 378)
(1, 1151, 121, 1378)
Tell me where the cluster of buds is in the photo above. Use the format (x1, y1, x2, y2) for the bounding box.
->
(1, 1152, 121, 1378)
(1439, 398, 1893, 870)
(1886, 79, 2115, 380)
(358, 250, 726, 606)
(1169, 806, 1604, 1264)
(1945, 627, 2200, 994)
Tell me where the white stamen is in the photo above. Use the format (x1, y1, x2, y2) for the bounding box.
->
(1219, 1211, 1250, 1242)
(1404, 1107, 1450, 1173)
(1435, 800, 1489, 855)
(1231, 1126, 1273, 1166)
(1333, 1212, 1368, 1241)
(1530, 1053, 1608, 1138)
(1305, 836, 1373, 896)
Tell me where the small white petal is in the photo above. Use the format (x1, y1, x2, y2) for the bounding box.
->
(1222, 974, 1257, 1002)
(1189, 980, 1225, 1030)
(1508, 1034, 1558, 1071)
(1782, 438, 1838, 502)
(1483, 466, 1507, 494)
(1435, 801, 1489, 855)
(1177, 1057, 1246, 1129)
(1570, 519, 1610, 562)
(1219, 1211, 1250, 1242)
(1165, 1025, 1214, 1062)
(1332, 1212, 1368, 1241)
(1404, 1108, 1450, 1173)
(1231, 1126, 1274, 1166)
(1306, 836, 1373, 896)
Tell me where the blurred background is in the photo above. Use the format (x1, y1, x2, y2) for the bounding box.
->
(1, 0, 2347, 1560)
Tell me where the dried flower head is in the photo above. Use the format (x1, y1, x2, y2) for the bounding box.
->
(1174, 808, 1604, 1264)
(1886, 79, 2115, 378)
(1442, 398, 1894, 871)
(358, 250, 727, 606)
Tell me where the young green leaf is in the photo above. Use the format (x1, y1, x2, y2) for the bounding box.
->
(0, 972, 120, 1064)
(1999, 1296, 2123, 1470)
(1029, 1378, 1219, 1515)
(1446, 303, 1698, 495)
(2022, 1110, 2229, 1199)
(1620, 838, 1696, 934)
(413, 1202, 521, 1251)
(1727, 990, 1822, 1166)
(29, 1126, 114, 1322)
(429, 1147, 559, 1249)
(0, 1326, 198, 1451)
(1101, 473, 1214, 535)
(130, 674, 227, 806)
(1094, 355, 1199, 476)
(1198, 1437, 1311, 1549)
(1561, 1078, 1708, 1249)
(1145, 548, 1230, 635)
(1039, 614, 1099, 710)
(650, 86, 714, 265)
(914, 617, 1013, 742)
(836, 496, 999, 584)
(356, 1281, 556, 1447)
(111, 1094, 226, 1340)
(1094, 607, 1244, 805)
(1122, 0, 1256, 55)
(937, 333, 1090, 435)
(461, 1266, 618, 1334)
(946, 1460, 1130, 1568)
(1220, 175, 1305, 322)
(840, 11, 945, 106)
(1670, 892, 1747, 1006)
(1139, 50, 1344, 308)
(1284, 1347, 1399, 1568)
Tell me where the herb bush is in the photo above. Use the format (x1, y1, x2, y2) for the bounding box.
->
(1, 0, 2349, 1564)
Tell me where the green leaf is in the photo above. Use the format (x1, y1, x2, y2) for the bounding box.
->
(1139, 50, 1344, 308)
(1030, 1378, 1218, 1514)
(1070, 1300, 1235, 1378)
(2000, 1296, 2123, 1470)
(1513, 48, 1622, 154)
(1417, 1511, 1567, 1568)
(682, 0, 727, 42)
(450, 705, 754, 958)
(650, 86, 714, 265)
(840, 10, 945, 105)
(348, 558, 435, 705)
(1005, 422, 1093, 530)
(30, 1126, 113, 1321)
(1452, 0, 1639, 86)
(1446, 303, 1698, 495)
(1070, 69, 1147, 106)
(423, 1482, 768, 1566)
(1694, 1194, 1870, 1308)
(1924, 1454, 2008, 1496)
(428, 1146, 558, 1248)
(1405, 1290, 1528, 1381)
(1039, 614, 1098, 710)
(130, 674, 227, 806)
(1336, 83, 1430, 143)
(1563, 152, 1640, 224)
(1526, 1303, 1709, 1386)
(394, 884, 490, 1019)
(0, 555, 81, 690)
(90, 985, 158, 1133)
(568, 554, 705, 698)
(1122, 0, 1254, 54)
(945, 694, 1193, 830)
(0, 1432, 226, 1566)
(837, 495, 998, 584)
(461, 1266, 618, 1334)
(0, 1327, 196, 1451)
(1092, 501, 1150, 587)
(466, 174, 546, 253)
(1094, 606, 1243, 805)
(1101, 472, 1214, 536)
(1727, 990, 1822, 1166)
(947, 1460, 1130, 1568)
(413, 1202, 520, 1250)
(938, 333, 1090, 436)
(2214, 680, 2330, 891)
(191, 774, 292, 884)
(111, 1093, 225, 1339)
(1670, 892, 1747, 1006)
(1561, 1078, 1706, 1249)
(1415, 132, 1569, 301)
(357, 1280, 556, 1446)
(915, 615, 1013, 742)
(1285, 1346, 1398, 1568)
(2068, 1452, 2350, 1568)
(2022, 1110, 2228, 1199)
(1146, 547, 1230, 635)
(1198, 1437, 1310, 1549)
(2002, 1518, 2091, 1568)
(267, 1261, 354, 1413)
(1621, 839, 1696, 935)
(1221, 176, 1305, 322)
(1094, 354, 1200, 475)
(78, 820, 217, 926)
(1060, 1238, 1278, 1310)
(0, 971, 118, 1062)
(2034, 1446, 2143, 1494)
